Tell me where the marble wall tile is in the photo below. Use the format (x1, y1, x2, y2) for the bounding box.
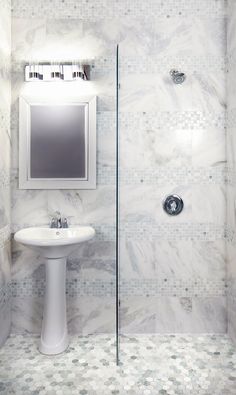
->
(0, 0, 11, 347)
(119, 184, 192, 224)
(192, 128, 226, 167)
(227, 0, 236, 344)
(192, 185, 226, 225)
(227, 0, 236, 56)
(12, 238, 115, 282)
(119, 71, 225, 113)
(228, 295, 236, 343)
(120, 240, 226, 282)
(11, 296, 115, 335)
(120, 296, 226, 334)
(119, 127, 191, 170)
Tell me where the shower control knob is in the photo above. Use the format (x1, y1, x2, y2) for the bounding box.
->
(170, 69, 186, 84)
(163, 195, 184, 216)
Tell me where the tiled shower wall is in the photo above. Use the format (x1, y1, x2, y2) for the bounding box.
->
(227, 0, 236, 342)
(118, 2, 227, 333)
(0, 0, 11, 345)
(11, 0, 227, 334)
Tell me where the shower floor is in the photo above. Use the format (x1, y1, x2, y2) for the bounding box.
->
(0, 334, 236, 395)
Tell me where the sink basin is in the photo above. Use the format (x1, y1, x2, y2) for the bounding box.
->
(14, 226, 95, 258)
(14, 226, 95, 355)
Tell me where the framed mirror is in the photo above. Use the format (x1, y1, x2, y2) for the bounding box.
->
(19, 95, 96, 189)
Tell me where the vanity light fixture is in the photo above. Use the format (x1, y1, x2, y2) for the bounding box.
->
(51, 64, 64, 80)
(28, 64, 43, 81)
(72, 64, 90, 81)
(25, 63, 90, 82)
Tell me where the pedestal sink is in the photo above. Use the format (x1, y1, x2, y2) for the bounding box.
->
(14, 226, 95, 355)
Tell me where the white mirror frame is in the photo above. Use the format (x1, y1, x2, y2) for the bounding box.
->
(19, 94, 96, 189)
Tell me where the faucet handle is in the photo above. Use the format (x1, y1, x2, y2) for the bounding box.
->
(61, 218, 69, 228)
(50, 218, 58, 228)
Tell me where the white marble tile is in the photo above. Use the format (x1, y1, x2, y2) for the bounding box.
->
(11, 185, 116, 229)
(12, 295, 115, 335)
(11, 296, 43, 334)
(120, 296, 156, 334)
(227, 0, 236, 56)
(0, 299, 11, 347)
(11, 18, 46, 63)
(228, 295, 236, 343)
(0, 2, 11, 59)
(120, 296, 226, 334)
(120, 239, 225, 283)
(0, 188, 10, 229)
(226, 185, 236, 231)
(120, 184, 192, 224)
(192, 185, 226, 225)
(0, 242, 11, 284)
(227, 128, 236, 166)
(227, 65, 236, 111)
(120, 127, 191, 169)
(119, 71, 225, 113)
(11, 239, 43, 281)
(119, 17, 226, 58)
(226, 241, 236, 288)
(68, 296, 115, 334)
(192, 128, 226, 167)
(155, 296, 226, 333)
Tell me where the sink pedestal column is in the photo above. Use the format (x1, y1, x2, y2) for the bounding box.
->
(39, 257, 68, 355)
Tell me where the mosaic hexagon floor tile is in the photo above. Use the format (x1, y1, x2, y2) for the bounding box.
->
(0, 334, 236, 395)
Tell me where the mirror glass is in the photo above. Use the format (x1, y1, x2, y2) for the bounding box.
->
(30, 105, 87, 179)
(19, 95, 96, 189)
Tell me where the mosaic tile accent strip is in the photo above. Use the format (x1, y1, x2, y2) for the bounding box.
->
(11, 279, 116, 298)
(119, 56, 226, 73)
(11, 278, 225, 298)
(227, 109, 236, 128)
(120, 279, 226, 297)
(224, 225, 235, 242)
(0, 334, 236, 395)
(121, 222, 226, 241)
(12, 0, 227, 19)
(97, 166, 116, 185)
(0, 109, 11, 138)
(119, 166, 227, 186)
(120, 111, 226, 130)
(0, 284, 11, 309)
(0, 170, 10, 189)
(0, 225, 11, 248)
(226, 167, 236, 186)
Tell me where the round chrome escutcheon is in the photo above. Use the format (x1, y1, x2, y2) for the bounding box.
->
(163, 195, 184, 216)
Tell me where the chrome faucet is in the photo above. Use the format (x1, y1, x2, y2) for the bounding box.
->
(50, 211, 69, 228)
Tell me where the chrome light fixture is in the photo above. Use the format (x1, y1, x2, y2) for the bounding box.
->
(51, 64, 64, 80)
(72, 64, 89, 81)
(25, 63, 90, 82)
(28, 64, 43, 81)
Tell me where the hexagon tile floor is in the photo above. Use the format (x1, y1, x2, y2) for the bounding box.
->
(1, 334, 236, 395)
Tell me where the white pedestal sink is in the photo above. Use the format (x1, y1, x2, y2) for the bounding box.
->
(14, 226, 95, 355)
